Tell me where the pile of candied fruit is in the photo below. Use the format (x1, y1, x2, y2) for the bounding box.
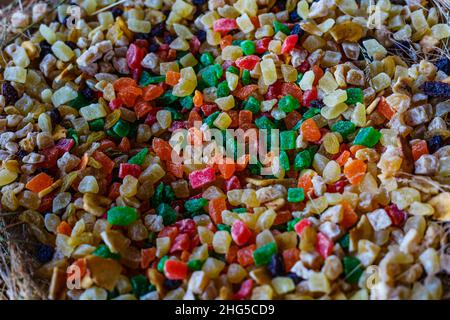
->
(1, 0, 450, 300)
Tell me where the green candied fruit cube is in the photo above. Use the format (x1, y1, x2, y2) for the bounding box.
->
(204, 111, 221, 127)
(112, 119, 131, 137)
(93, 244, 121, 260)
(287, 188, 305, 203)
(89, 118, 105, 131)
(242, 70, 251, 85)
(279, 150, 290, 170)
(232, 39, 243, 46)
(296, 73, 304, 84)
(232, 208, 247, 213)
(287, 218, 301, 231)
(69, 93, 91, 109)
(278, 95, 300, 113)
(107, 206, 138, 226)
(294, 150, 312, 171)
(202, 66, 219, 87)
(164, 184, 175, 202)
(273, 21, 291, 35)
(240, 40, 256, 55)
(131, 274, 149, 298)
(253, 242, 277, 266)
(158, 90, 178, 105)
(303, 107, 320, 120)
(217, 224, 231, 233)
(139, 71, 165, 86)
(339, 234, 350, 250)
(128, 147, 148, 165)
(226, 66, 239, 75)
(255, 116, 276, 129)
(180, 95, 194, 109)
(331, 120, 356, 138)
(280, 130, 297, 150)
(184, 197, 208, 213)
(343, 256, 364, 284)
(157, 255, 169, 273)
(353, 126, 381, 148)
(244, 96, 260, 114)
(217, 81, 230, 98)
(200, 52, 214, 66)
(188, 259, 204, 271)
(345, 88, 364, 105)
(67, 128, 79, 146)
(156, 203, 177, 225)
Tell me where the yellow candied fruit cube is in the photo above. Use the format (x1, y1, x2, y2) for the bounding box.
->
(431, 24, 450, 40)
(258, 13, 276, 26)
(180, 53, 198, 67)
(268, 40, 282, 55)
(198, 226, 214, 245)
(188, 271, 209, 294)
(323, 160, 341, 184)
(297, 0, 309, 20)
(215, 95, 235, 111)
(308, 272, 331, 293)
(52, 41, 74, 62)
(120, 175, 139, 198)
(362, 39, 387, 60)
(202, 257, 225, 279)
(306, 195, 329, 214)
(128, 19, 152, 33)
(256, 230, 275, 248)
(190, 244, 209, 261)
(318, 18, 335, 33)
(255, 25, 274, 39)
(173, 0, 194, 18)
(170, 37, 190, 51)
(213, 112, 232, 130)
(160, 61, 180, 75)
(80, 103, 107, 121)
(323, 89, 347, 107)
(251, 285, 273, 300)
(371, 72, 391, 92)
(226, 72, 239, 91)
(98, 12, 114, 28)
(12, 46, 30, 68)
(234, 0, 258, 17)
(302, 35, 326, 52)
(408, 201, 434, 216)
(260, 59, 277, 86)
(139, 163, 166, 184)
(236, 13, 255, 33)
(240, 212, 259, 230)
(156, 110, 172, 129)
(52, 85, 78, 107)
(222, 45, 243, 61)
(200, 11, 219, 29)
(321, 103, 348, 120)
(351, 103, 366, 127)
(173, 23, 194, 39)
(212, 230, 232, 254)
(241, 189, 260, 208)
(273, 31, 287, 42)
(82, 0, 97, 15)
(0, 169, 18, 187)
(318, 71, 339, 94)
(222, 210, 240, 225)
(256, 209, 276, 231)
(411, 9, 429, 32)
(227, 263, 248, 284)
(206, 29, 221, 46)
(391, 187, 421, 210)
(39, 24, 56, 44)
(4, 66, 27, 84)
(156, 237, 171, 257)
(227, 190, 243, 206)
(272, 277, 295, 295)
(299, 70, 315, 91)
(78, 175, 99, 194)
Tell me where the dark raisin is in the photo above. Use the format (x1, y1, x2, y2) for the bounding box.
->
(2, 82, 19, 105)
(65, 41, 77, 50)
(150, 23, 165, 37)
(36, 244, 54, 263)
(163, 279, 182, 290)
(148, 43, 160, 53)
(275, 0, 286, 10)
(111, 7, 123, 18)
(196, 30, 206, 42)
(16, 149, 28, 159)
(164, 34, 175, 44)
(267, 254, 285, 277)
(39, 40, 52, 59)
(49, 109, 62, 125)
(289, 10, 301, 23)
(435, 57, 450, 75)
(310, 100, 324, 109)
(192, 0, 207, 4)
(421, 81, 450, 98)
(134, 33, 151, 40)
(286, 272, 302, 284)
(428, 135, 443, 153)
(81, 87, 95, 100)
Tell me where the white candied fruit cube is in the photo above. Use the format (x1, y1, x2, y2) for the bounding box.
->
(39, 24, 56, 44)
(318, 71, 339, 94)
(222, 45, 243, 60)
(173, 23, 194, 39)
(128, 19, 152, 33)
(362, 39, 387, 60)
(260, 59, 277, 85)
(98, 12, 114, 28)
(172, 0, 194, 18)
(297, 0, 310, 20)
(4, 66, 27, 84)
(52, 86, 78, 107)
(236, 13, 255, 33)
(419, 248, 440, 275)
(226, 72, 239, 90)
(371, 72, 391, 92)
(366, 208, 392, 231)
(78, 175, 99, 193)
(411, 9, 429, 32)
(431, 24, 450, 40)
(215, 95, 235, 111)
(234, 0, 258, 17)
(323, 89, 347, 107)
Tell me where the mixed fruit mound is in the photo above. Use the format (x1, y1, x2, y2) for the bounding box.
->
(1, 0, 450, 300)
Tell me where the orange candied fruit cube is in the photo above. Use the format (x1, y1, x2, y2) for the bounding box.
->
(25, 172, 54, 193)
(165, 71, 181, 86)
(411, 140, 429, 161)
(301, 118, 321, 142)
(343, 159, 367, 185)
